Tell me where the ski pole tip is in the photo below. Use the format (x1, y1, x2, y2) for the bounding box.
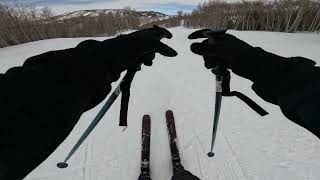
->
(57, 162, 68, 169)
(207, 152, 215, 157)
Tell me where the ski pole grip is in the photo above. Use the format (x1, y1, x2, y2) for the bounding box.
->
(212, 64, 225, 93)
(216, 75, 223, 93)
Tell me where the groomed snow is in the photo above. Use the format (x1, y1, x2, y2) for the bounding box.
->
(1, 27, 320, 180)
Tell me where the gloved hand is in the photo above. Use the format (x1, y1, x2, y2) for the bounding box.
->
(188, 29, 283, 81)
(171, 170, 201, 180)
(95, 25, 177, 81)
(21, 26, 177, 121)
(64, 26, 178, 110)
(188, 29, 320, 138)
(188, 29, 317, 104)
(24, 25, 177, 83)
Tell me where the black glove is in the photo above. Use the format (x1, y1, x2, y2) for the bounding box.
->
(74, 26, 178, 110)
(97, 25, 177, 81)
(25, 25, 177, 84)
(188, 29, 317, 104)
(189, 29, 320, 138)
(189, 29, 270, 116)
(171, 170, 201, 180)
(24, 26, 177, 111)
(189, 29, 285, 81)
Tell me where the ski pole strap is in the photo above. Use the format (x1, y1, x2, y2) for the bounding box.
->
(119, 69, 137, 126)
(224, 91, 268, 116)
(219, 69, 268, 116)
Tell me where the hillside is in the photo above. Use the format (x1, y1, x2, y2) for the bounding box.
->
(53, 9, 170, 25)
(0, 7, 171, 48)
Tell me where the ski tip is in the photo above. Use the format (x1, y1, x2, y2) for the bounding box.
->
(207, 152, 215, 157)
(143, 115, 151, 121)
(166, 110, 174, 120)
(57, 162, 68, 169)
(143, 115, 151, 126)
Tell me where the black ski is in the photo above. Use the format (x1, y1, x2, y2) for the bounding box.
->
(166, 110, 201, 180)
(138, 115, 152, 180)
(165, 110, 185, 174)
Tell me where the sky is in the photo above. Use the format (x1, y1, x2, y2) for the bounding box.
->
(5, 0, 213, 15)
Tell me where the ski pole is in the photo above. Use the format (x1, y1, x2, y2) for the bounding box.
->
(189, 29, 268, 157)
(207, 74, 223, 157)
(202, 30, 226, 157)
(202, 29, 268, 157)
(57, 70, 136, 168)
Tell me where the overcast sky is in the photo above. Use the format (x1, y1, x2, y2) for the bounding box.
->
(7, 0, 218, 15)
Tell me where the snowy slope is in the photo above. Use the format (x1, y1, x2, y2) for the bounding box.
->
(0, 27, 320, 180)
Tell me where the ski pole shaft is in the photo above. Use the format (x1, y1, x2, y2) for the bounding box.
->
(57, 80, 122, 168)
(208, 75, 223, 157)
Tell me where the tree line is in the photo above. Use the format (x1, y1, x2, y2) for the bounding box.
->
(0, 3, 140, 48)
(145, 0, 320, 32)
(1, 0, 320, 48)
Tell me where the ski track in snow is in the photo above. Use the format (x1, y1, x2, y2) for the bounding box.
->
(0, 27, 320, 180)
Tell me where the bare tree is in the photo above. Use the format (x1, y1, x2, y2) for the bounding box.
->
(158, 0, 320, 33)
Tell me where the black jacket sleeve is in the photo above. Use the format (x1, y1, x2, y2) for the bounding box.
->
(0, 40, 114, 179)
(249, 48, 320, 138)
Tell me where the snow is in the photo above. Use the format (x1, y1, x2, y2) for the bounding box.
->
(0, 27, 320, 180)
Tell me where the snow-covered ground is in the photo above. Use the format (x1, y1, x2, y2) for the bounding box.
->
(1, 27, 320, 180)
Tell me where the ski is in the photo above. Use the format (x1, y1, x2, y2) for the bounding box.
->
(165, 110, 202, 180)
(138, 115, 152, 180)
(165, 110, 185, 174)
